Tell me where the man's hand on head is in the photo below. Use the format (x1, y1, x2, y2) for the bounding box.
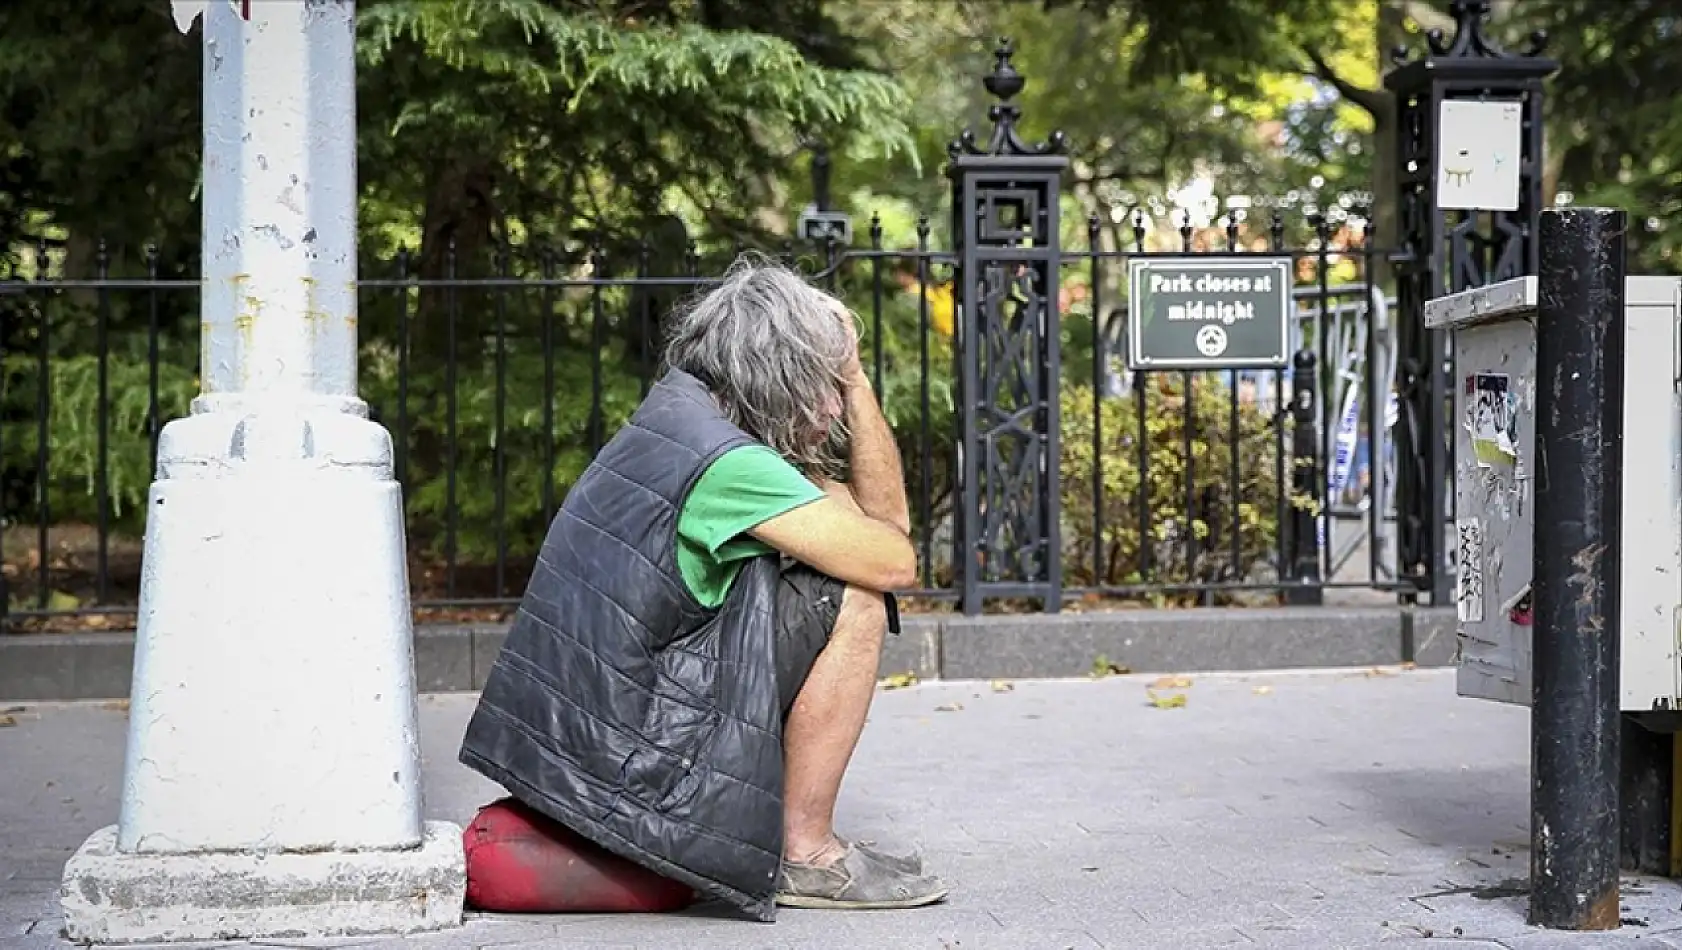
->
(835, 304, 866, 387)
(759, 297, 913, 580)
(843, 364, 870, 398)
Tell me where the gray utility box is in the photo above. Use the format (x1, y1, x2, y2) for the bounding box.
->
(1424, 275, 1682, 711)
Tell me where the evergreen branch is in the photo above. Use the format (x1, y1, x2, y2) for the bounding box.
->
(358, 0, 916, 167)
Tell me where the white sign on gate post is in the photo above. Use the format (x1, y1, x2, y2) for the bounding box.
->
(1437, 100, 1524, 212)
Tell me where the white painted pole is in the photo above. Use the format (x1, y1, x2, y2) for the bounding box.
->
(60, 1, 464, 941)
(196, 0, 360, 407)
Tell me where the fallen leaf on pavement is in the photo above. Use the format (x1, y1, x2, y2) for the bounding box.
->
(879, 671, 918, 690)
(990, 680, 1014, 693)
(1090, 655, 1131, 678)
(935, 702, 964, 713)
(1252, 685, 1274, 696)
(1146, 690, 1187, 709)
(1149, 675, 1193, 690)
(0, 715, 15, 727)
(1400, 661, 1417, 670)
(101, 700, 130, 712)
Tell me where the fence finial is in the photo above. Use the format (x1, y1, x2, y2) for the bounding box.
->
(948, 37, 1066, 159)
(982, 37, 1024, 103)
(1393, 0, 1548, 66)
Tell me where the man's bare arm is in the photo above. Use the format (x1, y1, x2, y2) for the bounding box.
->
(748, 323, 916, 593)
(841, 369, 912, 536)
(748, 495, 916, 592)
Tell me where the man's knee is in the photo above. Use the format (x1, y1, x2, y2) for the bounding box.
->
(834, 585, 888, 643)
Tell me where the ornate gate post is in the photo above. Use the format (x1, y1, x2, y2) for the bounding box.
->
(947, 40, 1068, 615)
(1386, 0, 1556, 606)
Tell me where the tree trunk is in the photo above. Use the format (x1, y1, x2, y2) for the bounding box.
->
(1369, 0, 1411, 295)
(62, 232, 103, 312)
(622, 214, 693, 384)
(404, 157, 499, 550)
(415, 158, 499, 364)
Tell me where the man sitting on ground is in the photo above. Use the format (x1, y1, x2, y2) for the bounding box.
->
(459, 256, 949, 919)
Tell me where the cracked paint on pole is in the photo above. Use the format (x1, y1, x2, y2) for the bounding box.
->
(198, 0, 357, 406)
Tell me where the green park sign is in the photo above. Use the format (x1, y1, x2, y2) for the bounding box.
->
(1126, 257, 1293, 370)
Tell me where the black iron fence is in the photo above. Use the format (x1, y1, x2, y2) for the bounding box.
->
(0, 213, 1404, 631)
(1, 35, 1482, 631)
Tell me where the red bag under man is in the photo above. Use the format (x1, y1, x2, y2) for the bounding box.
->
(463, 798, 698, 913)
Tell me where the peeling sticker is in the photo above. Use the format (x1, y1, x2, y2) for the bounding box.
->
(1481, 468, 1512, 522)
(1467, 373, 1520, 466)
(1504, 585, 1533, 627)
(1457, 516, 1485, 623)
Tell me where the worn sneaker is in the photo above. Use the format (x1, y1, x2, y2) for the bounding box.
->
(840, 835, 924, 875)
(776, 842, 949, 910)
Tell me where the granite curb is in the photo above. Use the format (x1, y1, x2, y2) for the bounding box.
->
(0, 606, 1455, 702)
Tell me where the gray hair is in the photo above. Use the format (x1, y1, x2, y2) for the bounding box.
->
(662, 253, 854, 475)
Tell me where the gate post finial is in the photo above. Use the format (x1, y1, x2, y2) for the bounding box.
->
(946, 40, 1069, 615)
(950, 38, 1066, 158)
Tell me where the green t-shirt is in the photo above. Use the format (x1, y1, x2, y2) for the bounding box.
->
(677, 445, 825, 607)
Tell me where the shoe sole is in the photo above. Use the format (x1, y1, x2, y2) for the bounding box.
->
(774, 887, 951, 910)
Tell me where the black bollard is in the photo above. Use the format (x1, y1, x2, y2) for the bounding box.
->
(1286, 349, 1323, 605)
(1529, 207, 1627, 930)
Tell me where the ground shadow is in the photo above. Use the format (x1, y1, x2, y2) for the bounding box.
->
(1326, 764, 1528, 852)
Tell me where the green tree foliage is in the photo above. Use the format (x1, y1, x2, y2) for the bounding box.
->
(355, 0, 913, 270)
(1034, 0, 1379, 202)
(0, 0, 919, 600)
(1516, 0, 1682, 272)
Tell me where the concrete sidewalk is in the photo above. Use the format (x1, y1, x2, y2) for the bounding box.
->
(4, 668, 1681, 949)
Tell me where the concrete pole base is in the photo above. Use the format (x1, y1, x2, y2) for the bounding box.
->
(61, 406, 466, 940)
(60, 822, 465, 944)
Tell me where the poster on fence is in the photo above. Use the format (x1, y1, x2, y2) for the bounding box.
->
(1126, 257, 1292, 370)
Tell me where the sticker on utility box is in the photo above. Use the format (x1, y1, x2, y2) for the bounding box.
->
(1456, 516, 1485, 624)
(1466, 373, 1519, 467)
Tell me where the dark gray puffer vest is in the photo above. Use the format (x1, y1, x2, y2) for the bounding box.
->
(459, 369, 787, 921)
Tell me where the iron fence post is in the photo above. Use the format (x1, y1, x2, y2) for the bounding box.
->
(1530, 206, 1626, 931)
(947, 38, 1068, 615)
(798, 139, 850, 247)
(1287, 350, 1324, 605)
(1385, 0, 1557, 608)
(811, 141, 831, 212)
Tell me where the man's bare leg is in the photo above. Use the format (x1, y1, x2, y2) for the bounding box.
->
(780, 334, 911, 862)
(777, 582, 946, 909)
(781, 584, 886, 864)
(780, 348, 910, 863)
